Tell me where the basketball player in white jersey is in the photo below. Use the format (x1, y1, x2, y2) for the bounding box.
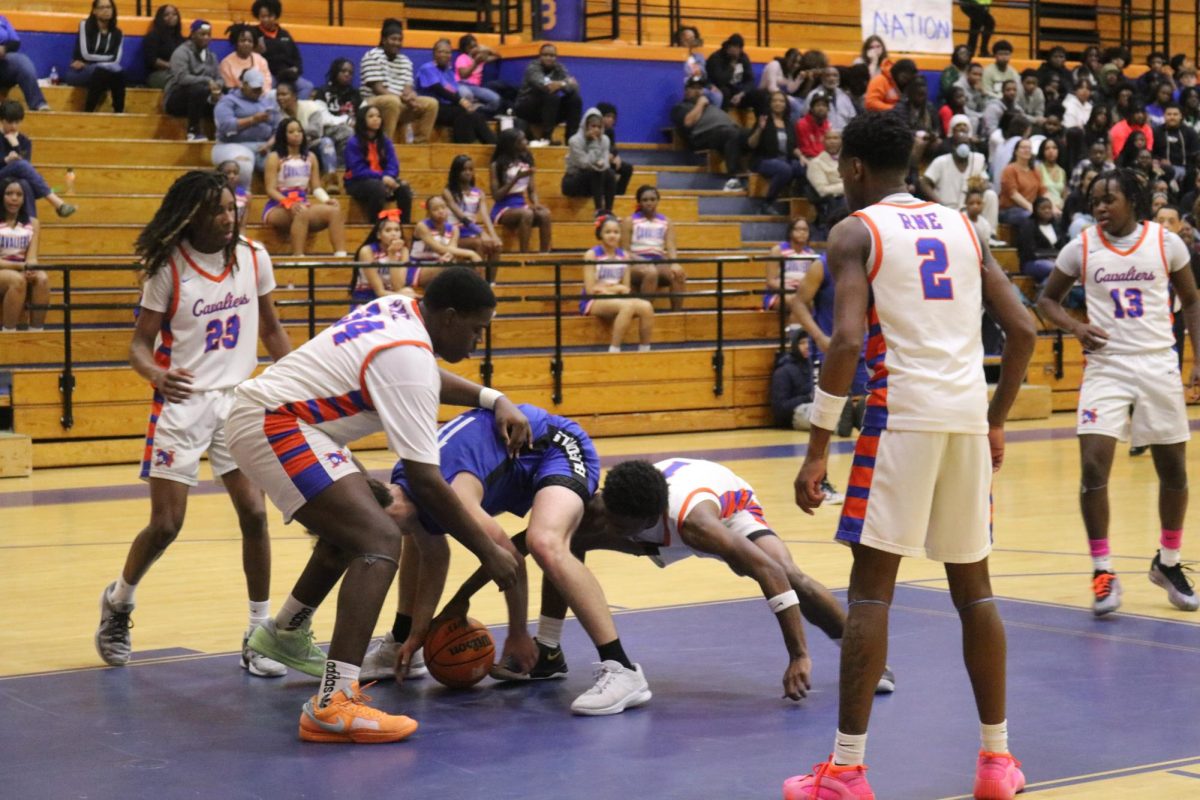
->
(95, 170, 293, 677)
(1037, 169, 1200, 615)
(228, 267, 522, 742)
(441, 458, 896, 698)
(786, 113, 1036, 800)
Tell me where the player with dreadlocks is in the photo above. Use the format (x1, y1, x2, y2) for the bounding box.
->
(95, 169, 294, 676)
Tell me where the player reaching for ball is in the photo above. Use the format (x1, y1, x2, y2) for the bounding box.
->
(370, 402, 659, 716)
(439, 457, 896, 700)
(228, 268, 523, 743)
(785, 112, 1035, 800)
(1037, 169, 1200, 616)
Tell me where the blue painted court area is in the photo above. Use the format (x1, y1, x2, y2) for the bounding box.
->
(2, 587, 1198, 800)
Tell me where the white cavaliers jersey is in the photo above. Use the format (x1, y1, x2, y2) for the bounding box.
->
(852, 193, 988, 434)
(234, 294, 441, 461)
(410, 220, 456, 263)
(139, 238, 275, 391)
(0, 221, 33, 264)
(629, 212, 669, 258)
(276, 154, 311, 192)
(590, 245, 629, 285)
(1055, 222, 1189, 354)
(631, 458, 765, 567)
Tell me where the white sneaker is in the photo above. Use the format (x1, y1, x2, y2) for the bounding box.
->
(360, 631, 428, 681)
(241, 627, 287, 677)
(529, 138, 551, 148)
(722, 178, 744, 192)
(988, 236, 1007, 248)
(570, 661, 652, 716)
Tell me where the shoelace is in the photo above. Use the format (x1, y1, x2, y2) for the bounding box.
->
(586, 664, 619, 694)
(343, 682, 388, 718)
(101, 611, 133, 641)
(1159, 561, 1196, 592)
(1092, 572, 1116, 598)
(808, 758, 865, 795)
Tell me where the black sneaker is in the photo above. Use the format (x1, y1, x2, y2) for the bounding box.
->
(1149, 551, 1199, 611)
(489, 639, 569, 681)
(1129, 445, 1149, 456)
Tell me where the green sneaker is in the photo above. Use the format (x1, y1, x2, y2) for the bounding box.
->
(247, 619, 326, 676)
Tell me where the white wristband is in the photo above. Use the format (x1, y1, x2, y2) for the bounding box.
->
(479, 387, 504, 410)
(313, 187, 331, 203)
(808, 386, 848, 432)
(768, 590, 800, 614)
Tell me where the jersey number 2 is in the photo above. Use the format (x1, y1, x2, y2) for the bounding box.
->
(916, 238, 953, 300)
(203, 314, 240, 352)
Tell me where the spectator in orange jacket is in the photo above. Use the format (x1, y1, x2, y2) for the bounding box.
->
(1109, 103, 1154, 159)
(865, 58, 918, 111)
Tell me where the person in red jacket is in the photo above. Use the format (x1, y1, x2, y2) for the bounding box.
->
(864, 58, 917, 111)
(795, 95, 831, 161)
(1109, 103, 1154, 159)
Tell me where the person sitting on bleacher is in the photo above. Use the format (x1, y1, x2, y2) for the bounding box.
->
(444, 153, 502, 265)
(251, 0, 309, 97)
(64, 0, 126, 114)
(672, 75, 746, 193)
(1015, 196, 1064, 287)
(360, 18, 438, 145)
(416, 39, 496, 146)
(676, 25, 721, 108)
(349, 210, 406, 308)
(806, 67, 857, 132)
(262, 116, 347, 257)
(514, 43, 582, 146)
(212, 68, 280, 188)
(313, 58, 361, 119)
(583, 214, 654, 353)
(489, 128, 551, 252)
(0, 100, 77, 220)
(865, 58, 917, 112)
(806, 129, 847, 226)
(921, 119, 1004, 245)
(220, 23, 271, 93)
(275, 80, 350, 190)
(562, 107, 616, 215)
(142, 5, 183, 90)
(0, 16, 50, 112)
(706, 33, 757, 113)
(747, 90, 805, 215)
(0, 176, 45, 332)
(596, 102, 633, 197)
(622, 185, 685, 312)
(344, 104, 413, 224)
(769, 326, 815, 431)
(163, 19, 221, 142)
(454, 34, 505, 116)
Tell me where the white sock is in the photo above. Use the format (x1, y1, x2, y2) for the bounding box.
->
(248, 599, 271, 629)
(318, 660, 361, 708)
(981, 720, 1009, 754)
(637, 343, 651, 352)
(1092, 555, 1113, 572)
(27, 326, 43, 332)
(833, 730, 868, 766)
(608, 345, 621, 353)
(536, 615, 564, 649)
(1160, 547, 1182, 567)
(276, 594, 316, 631)
(109, 576, 137, 606)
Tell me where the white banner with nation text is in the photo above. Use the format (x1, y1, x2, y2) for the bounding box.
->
(861, 0, 954, 54)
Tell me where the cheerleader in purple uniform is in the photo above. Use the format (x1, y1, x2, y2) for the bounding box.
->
(582, 214, 654, 353)
(262, 117, 346, 257)
(349, 209, 409, 308)
(489, 129, 552, 252)
(621, 185, 687, 311)
(444, 154, 502, 277)
(764, 216, 820, 325)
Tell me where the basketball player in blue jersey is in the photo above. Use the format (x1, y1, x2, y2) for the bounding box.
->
(441, 457, 896, 700)
(1037, 169, 1200, 615)
(375, 403, 663, 716)
(787, 113, 1036, 800)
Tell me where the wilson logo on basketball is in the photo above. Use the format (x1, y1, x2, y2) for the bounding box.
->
(447, 635, 491, 656)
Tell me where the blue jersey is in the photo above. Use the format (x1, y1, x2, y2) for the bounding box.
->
(811, 255, 870, 396)
(390, 403, 601, 534)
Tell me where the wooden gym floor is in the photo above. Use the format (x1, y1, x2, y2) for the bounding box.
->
(2, 414, 1199, 798)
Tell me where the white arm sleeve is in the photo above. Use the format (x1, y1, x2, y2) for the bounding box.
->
(1054, 236, 1084, 278)
(363, 345, 442, 465)
(139, 265, 174, 313)
(1164, 231, 1192, 272)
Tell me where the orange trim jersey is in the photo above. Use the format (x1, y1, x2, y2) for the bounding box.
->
(233, 294, 441, 464)
(852, 193, 988, 434)
(138, 238, 275, 391)
(630, 458, 769, 567)
(1054, 221, 1190, 355)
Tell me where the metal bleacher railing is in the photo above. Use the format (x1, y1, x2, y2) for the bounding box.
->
(31, 254, 797, 431)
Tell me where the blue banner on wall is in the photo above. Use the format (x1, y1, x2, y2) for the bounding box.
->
(540, 0, 584, 42)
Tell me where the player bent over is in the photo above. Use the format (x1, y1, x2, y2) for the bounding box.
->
(785, 113, 1035, 800)
(1038, 169, 1200, 615)
(95, 170, 292, 676)
(368, 403, 660, 715)
(227, 268, 520, 743)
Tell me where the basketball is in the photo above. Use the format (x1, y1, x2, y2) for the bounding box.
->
(423, 616, 495, 688)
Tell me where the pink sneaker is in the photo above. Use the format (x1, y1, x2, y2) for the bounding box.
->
(783, 757, 875, 800)
(974, 751, 1025, 799)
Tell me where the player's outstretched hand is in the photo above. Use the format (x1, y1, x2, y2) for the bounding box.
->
(394, 635, 422, 685)
(988, 425, 1005, 472)
(793, 458, 826, 515)
(493, 397, 532, 457)
(482, 543, 519, 591)
(154, 367, 194, 403)
(501, 630, 539, 675)
(1072, 322, 1109, 351)
(783, 654, 812, 701)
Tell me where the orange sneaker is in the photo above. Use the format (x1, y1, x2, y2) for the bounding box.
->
(974, 750, 1025, 799)
(783, 757, 875, 799)
(299, 682, 418, 744)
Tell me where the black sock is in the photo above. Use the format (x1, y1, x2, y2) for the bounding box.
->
(392, 613, 412, 643)
(596, 639, 633, 670)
